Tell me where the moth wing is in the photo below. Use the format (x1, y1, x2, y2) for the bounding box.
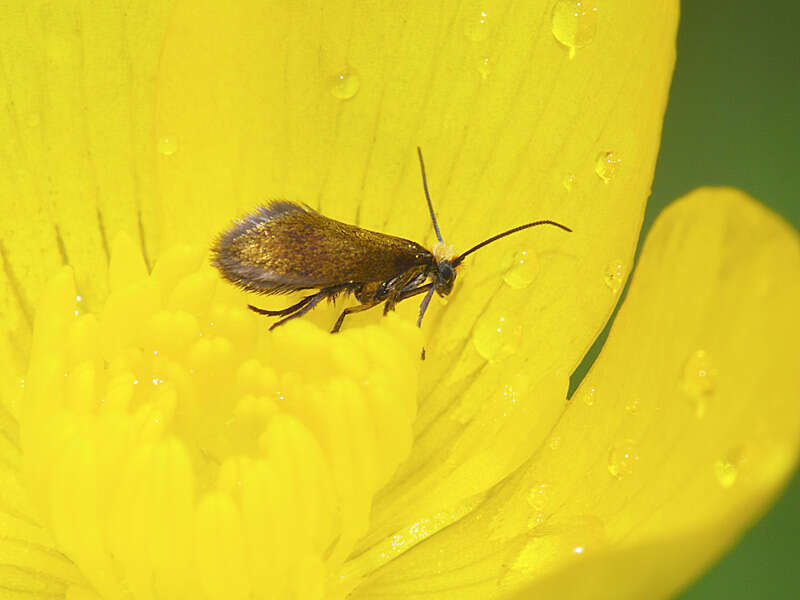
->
(212, 202, 431, 294)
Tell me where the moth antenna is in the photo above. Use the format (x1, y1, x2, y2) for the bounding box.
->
(453, 220, 572, 266)
(417, 147, 444, 243)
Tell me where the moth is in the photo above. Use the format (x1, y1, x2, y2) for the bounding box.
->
(212, 148, 571, 332)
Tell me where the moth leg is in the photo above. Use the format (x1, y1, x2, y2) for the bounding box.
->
(415, 285, 436, 327)
(268, 292, 328, 330)
(392, 283, 434, 306)
(331, 301, 380, 334)
(382, 282, 437, 326)
(248, 294, 315, 317)
(382, 272, 430, 315)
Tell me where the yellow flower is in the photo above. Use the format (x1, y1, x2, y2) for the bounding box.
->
(1, 2, 798, 600)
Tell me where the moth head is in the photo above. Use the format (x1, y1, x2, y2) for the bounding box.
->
(434, 260, 457, 296)
(431, 242, 458, 296)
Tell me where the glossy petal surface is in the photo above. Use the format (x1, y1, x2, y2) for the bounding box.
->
(349, 188, 800, 599)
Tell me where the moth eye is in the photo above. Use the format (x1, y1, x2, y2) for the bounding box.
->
(441, 263, 455, 282)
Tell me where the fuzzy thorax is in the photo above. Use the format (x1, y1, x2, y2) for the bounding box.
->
(432, 241, 456, 263)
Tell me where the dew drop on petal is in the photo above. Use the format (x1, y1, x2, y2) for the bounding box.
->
(503, 249, 539, 289)
(581, 386, 597, 406)
(562, 172, 576, 191)
(552, 0, 599, 59)
(464, 10, 489, 42)
(527, 483, 551, 527)
(549, 435, 562, 450)
(594, 150, 621, 183)
(477, 56, 492, 79)
(681, 349, 716, 418)
(331, 68, 361, 100)
(72, 295, 84, 317)
(714, 458, 738, 488)
(472, 310, 522, 361)
(608, 440, 639, 479)
(158, 135, 179, 156)
(603, 260, 625, 293)
(625, 396, 640, 413)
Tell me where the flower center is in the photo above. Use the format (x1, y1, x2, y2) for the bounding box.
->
(21, 233, 421, 599)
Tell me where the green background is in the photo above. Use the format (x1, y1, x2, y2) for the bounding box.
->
(659, 3, 800, 596)
(575, 1, 800, 598)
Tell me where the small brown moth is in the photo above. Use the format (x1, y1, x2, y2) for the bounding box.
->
(212, 148, 571, 333)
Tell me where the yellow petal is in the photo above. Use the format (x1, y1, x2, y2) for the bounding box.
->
(0, 2, 174, 375)
(348, 187, 800, 599)
(326, 0, 675, 580)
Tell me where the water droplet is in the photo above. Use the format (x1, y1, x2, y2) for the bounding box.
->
(503, 249, 539, 289)
(603, 260, 625, 293)
(73, 294, 84, 316)
(158, 135, 179, 156)
(582, 386, 597, 406)
(549, 435, 562, 450)
(625, 396, 640, 413)
(473, 310, 522, 361)
(594, 151, 621, 183)
(714, 459, 738, 488)
(500, 382, 520, 408)
(330, 68, 360, 100)
(608, 440, 639, 479)
(464, 10, 489, 42)
(562, 173, 576, 191)
(527, 483, 550, 526)
(552, 1, 599, 59)
(681, 350, 715, 395)
(477, 56, 492, 79)
(681, 350, 716, 418)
